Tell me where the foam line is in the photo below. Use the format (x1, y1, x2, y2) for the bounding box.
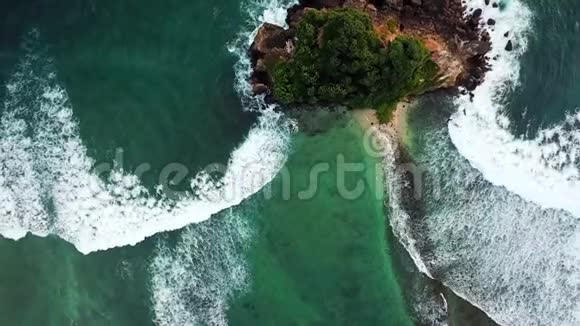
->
(150, 210, 252, 326)
(449, 0, 580, 217)
(0, 26, 293, 254)
(149, 1, 299, 325)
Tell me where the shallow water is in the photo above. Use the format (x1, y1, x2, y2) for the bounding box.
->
(0, 0, 578, 324)
(226, 117, 413, 325)
(0, 0, 255, 323)
(389, 0, 580, 320)
(0, 0, 415, 324)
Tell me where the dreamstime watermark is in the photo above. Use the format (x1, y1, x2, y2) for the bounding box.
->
(87, 128, 462, 204)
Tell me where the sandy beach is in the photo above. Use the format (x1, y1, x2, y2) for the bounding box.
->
(353, 100, 416, 146)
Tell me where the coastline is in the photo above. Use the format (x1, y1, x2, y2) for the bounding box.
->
(246, 1, 502, 324)
(352, 103, 449, 325)
(250, 0, 491, 105)
(352, 101, 414, 146)
(353, 101, 500, 325)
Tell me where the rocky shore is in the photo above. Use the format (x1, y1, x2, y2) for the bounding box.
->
(249, 0, 494, 102)
(355, 103, 500, 326)
(248, 2, 507, 325)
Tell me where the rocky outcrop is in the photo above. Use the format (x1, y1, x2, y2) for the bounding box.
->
(249, 0, 492, 97)
(423, 37, 465, 89)
(505, 40, 513, 51)
(249, 23, 295, 94)
(251, 23, 289, 56)
(299, 0, 345, 8)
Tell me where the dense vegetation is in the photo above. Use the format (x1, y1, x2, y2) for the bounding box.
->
(271, 8, 439, 121)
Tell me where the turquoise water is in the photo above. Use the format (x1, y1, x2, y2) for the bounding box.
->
(227, 118, 412, 325)
(149, 116, 414, 325)
(0, 0, 250, 324)
(0, 236, 156, 325)
(388, 0, 580, 324)
(0, 0, 579, 324)
(0, 0, 415, 325)
(508, 0, 580, 135)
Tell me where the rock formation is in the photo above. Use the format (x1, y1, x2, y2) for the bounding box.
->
(249, 0, 491, 99)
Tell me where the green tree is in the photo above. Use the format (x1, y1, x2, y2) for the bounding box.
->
(271, 8, 439, 121)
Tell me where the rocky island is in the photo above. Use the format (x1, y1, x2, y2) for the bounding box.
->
(249, 0, 491, 121)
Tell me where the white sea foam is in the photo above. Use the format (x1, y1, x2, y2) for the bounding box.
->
(150, 209, 253, 326)
(415, 127, 580, 326)
(368, 124, 448, 326)
(0, 23, 293, 254)
(375, 125, 433, 277)
(449, 0, 580, 217)
(260, 0, 293, 28)
(379, 109, 580, 325)
(381, 1, 580, 324)
(148, 0, 298, 325)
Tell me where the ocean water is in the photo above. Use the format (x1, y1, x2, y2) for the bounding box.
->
(0, 0, 578, 325)
(0, 0, 279, 323)
(387, 0, 580, 324)
(151, 115, 415, 325)
(0, 0, 413, 324)
(0, 0, 294, 254)
(226, 117, 413, 325)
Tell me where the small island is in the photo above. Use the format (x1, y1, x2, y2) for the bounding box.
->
(249, 0, 490, 121)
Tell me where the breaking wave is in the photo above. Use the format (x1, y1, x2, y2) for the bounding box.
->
(414, 127, 580, 326)
(0, 10, 294, 254)
(150, 209, 253, 326)
(148, 0, 298, 325)
(449, 0, 580, 217)
(384, 0, 580, 324)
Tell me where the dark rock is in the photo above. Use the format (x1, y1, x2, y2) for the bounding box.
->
(300, 0, 344, 8)
(264, 94, 277, 104)
(481, 31, 491, 42)
(286, 5, 303, 27)
(469, 9, 483, 27)
(343, 0, 367, 9)
(249, 23, 295, 91)
(255, 59, 268, 72)
(487, 18, 496, 25)
(365, 3, 378, 19)
(250, 23, 288, 56)
(252, 83, 270, 95)
(384, 0, 403, 10)
(492, 2, 498, 7)
(504, 31, 509, 37)
(402, 4, 417, 14)
(251, 70, 273, 87)
(484, 0, 490, 5)
(464, 40, 492, 56)
(464, 77, 478, 91)
(505, 40, 513, 51)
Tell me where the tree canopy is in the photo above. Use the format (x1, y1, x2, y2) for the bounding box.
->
(271, 8, 439, 121)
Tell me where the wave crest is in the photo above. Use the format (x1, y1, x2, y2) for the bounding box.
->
(0, 23, 293, 254)
(449, 0, 580, 217)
